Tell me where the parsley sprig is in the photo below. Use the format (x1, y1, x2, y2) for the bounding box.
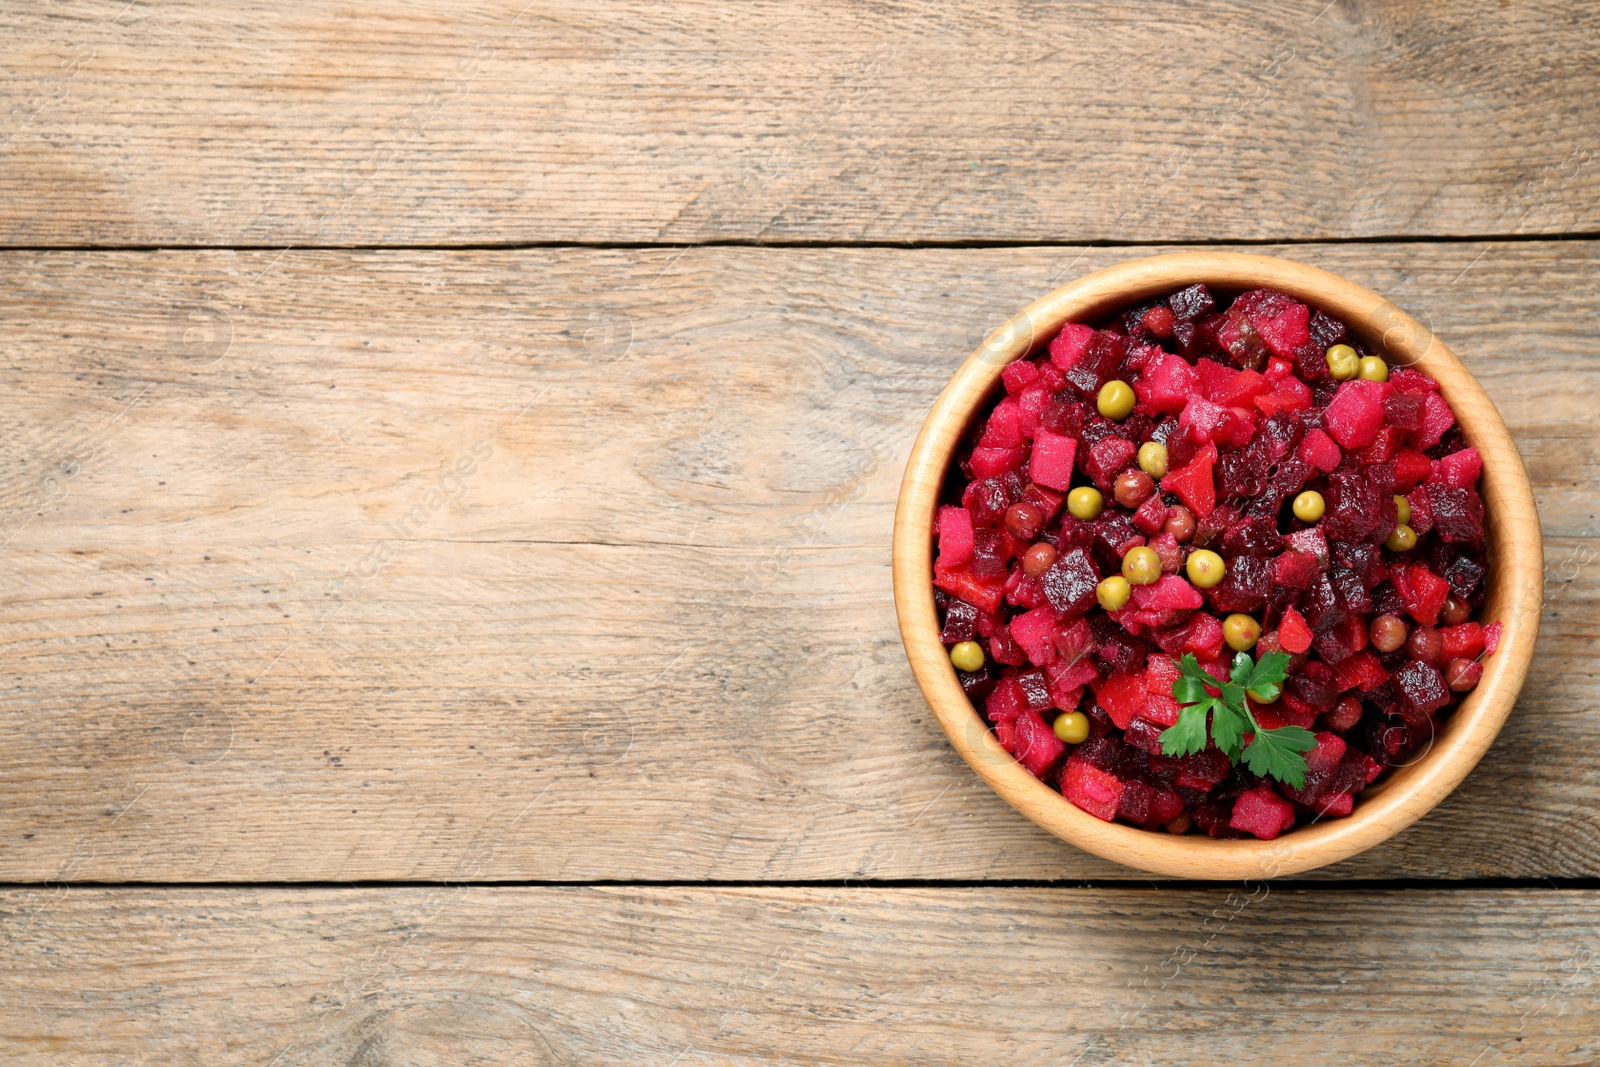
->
(1157, 650, 1317, 789)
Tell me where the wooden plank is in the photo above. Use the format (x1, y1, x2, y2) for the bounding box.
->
(4, 1, 1600, 245)
(0, 241, 1595, 883)
(3, 886, 1599, 1064)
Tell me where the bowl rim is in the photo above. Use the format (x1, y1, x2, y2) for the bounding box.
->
(891, 251, 1543, 879)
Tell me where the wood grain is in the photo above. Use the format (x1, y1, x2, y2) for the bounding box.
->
(3, 1, 1600, 245)
(3, 886, 1600, 1065)
(0, 241, 1595, 883)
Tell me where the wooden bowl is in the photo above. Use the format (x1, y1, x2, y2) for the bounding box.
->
(892, 252, 1542, 879)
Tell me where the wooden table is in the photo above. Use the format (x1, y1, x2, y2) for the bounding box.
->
(3, 2, 1597, 1062)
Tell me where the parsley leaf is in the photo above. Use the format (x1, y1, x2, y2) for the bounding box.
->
(1209, 702, 1249, 761)
(1159, 649, 1314, 786)
(1242, 724, 1317, 789)
(1244, 650, 1291, 703)
(1159, 699, 1212, 757)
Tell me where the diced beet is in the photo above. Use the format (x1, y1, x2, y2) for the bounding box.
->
(1393, 448, 1433, 492)
(1009, 606, 1060, 667)
(1115, 778, 1155, 821)
(1384, 391, 1424, 433)
(1131, 656, 1176, 703)
(986, 677, 1026, 722)
(1412, 391, 1456, 451)
(1440, 551, 1486, 600)
(1300, 572, 1348, 636)
(1393, 658, 1450, 717)
(1315, 792, 1354, 817)
(1004, 567, 1045, 610)
(1164, 421, 1202, 470)
(1217, 447, 1268, 499)
(1048, 651, 1099, 698)
(979, 398, 1027, 449)
(1134, 575, 1203, 614)
(1254, 375, 1312, 416)
(1016, 382, 1049, 437)
(1054, 617, 1095, 663)
(1041, 396, 1087, 438)
(1002, 359, 1039, 395)
(1007, 708, 1066, 778)
(1484, 621, 1503, 654)
(937, 506, 975, 567)
(1391, 563, 1451, 626)
(1311, 628, 1355, 667)
(1065, 332, 1126, 397)
(1389, 367, 1438, 395)
(1229, 786, 1296, 840)
(1022, 482, 1065, 522)
(933, 562, 1005, 614)
(1296, 427, 1343, 474)
(1331, 649, 1390, 693)
(1432, 447, 1482, 490)
(1137, 350, 1201, 415)
(1287, 669, 1340, 711)
(1048, 323, 1094, 371)
(1256, 302, 1311, 359)
(1161, 442, 1218, 519)
(1324, 379, 1389, 449)
(1440, 622, 1486, 660)
(1274, 549, 1321, 590)
(1170, 751, 1228, 795)
(1308, 308, 1347, 350)
(1195, 358, 1235, 402)
(1278, 607, 1313, 654)
(1091, 512, 1144, 562)
(969, 445, 1027, 479)
(1169, 284, 1216, 321)
(1219, 516, 1281, 558)
(1016, 669, 1053, 711)
(1429, 485, 1485, 544)
(1282, 527, 1329, 568)
(970, 528, 1006, 580)
(1322, 467, 1381, 543)
(1149, 788, 1186, 824)
(1357, 426, 1404, 465)
(1084, 436, 1138, 491)
(1062, 756, 1125, 822)
(1133, 492, 1169, 534)
(1029, 430, 1079, 491)
(957, 665, 995, 704)
(1208, 554, 1272, 613)
(1057, 515, 1095, 552)
(1149, 532, 1182, 576)
(962, 472, 1024, 528)
(988, 621, 1028, 666)
(1215, 367, 1269, 408)
(1041, 547, 1102, 618)
(1096, 669, 1151, 730)
(1178, 395, 1233, 445)
(940, 598, 980, 643)
(1407, 484, 1435, 535)
(1176, 613, 1225, 659)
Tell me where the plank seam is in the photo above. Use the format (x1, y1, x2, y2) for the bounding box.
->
(2, 232, 1600, 254)
(3, 878, 1597, 891)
